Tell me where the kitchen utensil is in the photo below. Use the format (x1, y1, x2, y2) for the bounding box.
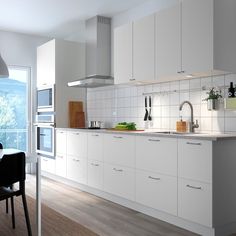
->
(88, 121, 102, 129)
(148, 96, 152, 121)
(144, 96, 148, 121)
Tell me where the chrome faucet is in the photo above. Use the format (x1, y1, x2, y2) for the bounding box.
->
(179, 101, 199, 133)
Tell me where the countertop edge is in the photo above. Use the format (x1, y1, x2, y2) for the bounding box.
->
(55, 128, 236, 141)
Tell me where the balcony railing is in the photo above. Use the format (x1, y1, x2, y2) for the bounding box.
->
(0, 129, 27, 151)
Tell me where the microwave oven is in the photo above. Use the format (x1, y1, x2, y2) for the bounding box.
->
(37, 85, 55, 112)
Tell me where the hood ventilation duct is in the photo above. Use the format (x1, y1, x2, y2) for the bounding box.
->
(68, 16, 113, 88)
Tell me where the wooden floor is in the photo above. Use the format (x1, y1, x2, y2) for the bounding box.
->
(25, 175, 198, 236)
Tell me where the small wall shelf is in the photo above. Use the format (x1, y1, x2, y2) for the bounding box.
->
(224, 98, 236, 110)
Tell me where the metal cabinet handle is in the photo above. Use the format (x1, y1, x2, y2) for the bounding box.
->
(129, 78, 135, 81)
(92, 134, 99, 137)
(186, 142, 202, 146)
(148, 176, 161, 181)
(113, 136, 123, 139)
(73, 133, 80, 135)
(73, 158, 80, 162)
(57, 155, 63, 159)
(148, 139, 160, 142)
(43, 159, 48, 162)
(91, 163, 99, 167)
(186, 184, 202, 190)
(113, 168, 123, 172)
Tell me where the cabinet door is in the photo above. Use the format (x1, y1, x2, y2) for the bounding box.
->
(103, 134, 135, 168)
(133, 14, 155, 82)
(37, 40, 56, 87)
(41, 157, 55, 174)
(182, 0, 213, 74)
(136, 136, 177, 176)
(88, 160, 103, 190)
(178, 139, 212, 183)
(87, 133, 103, 161)
(56, 130, 67, 155)
(104, 163, 135, 201)
(136, 170, 177, 215)
(178, 178, 212, 226)
(114, 23, 133, 84)
(55, 154, 67, 177)
(155, 4, 181, 79)
(67, 131, 87, 158)
(67, 155, 87, 184)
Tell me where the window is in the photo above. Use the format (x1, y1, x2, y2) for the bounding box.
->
(0, 66, 30, 151)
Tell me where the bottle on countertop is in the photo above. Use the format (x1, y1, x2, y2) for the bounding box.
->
(228, 82, 235, 98)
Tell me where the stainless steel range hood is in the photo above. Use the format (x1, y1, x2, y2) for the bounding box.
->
(68, 16, 113, 88)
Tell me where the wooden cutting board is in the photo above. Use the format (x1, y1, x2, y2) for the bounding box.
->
(69, 101, 85, 128)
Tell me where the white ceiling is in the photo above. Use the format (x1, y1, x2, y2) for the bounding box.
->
(0, 0, 147, 39)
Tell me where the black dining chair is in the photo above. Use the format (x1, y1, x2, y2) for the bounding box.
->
(0, 152, 32, 236)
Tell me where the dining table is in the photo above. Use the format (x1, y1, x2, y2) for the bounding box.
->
(0, 149, 41, 236)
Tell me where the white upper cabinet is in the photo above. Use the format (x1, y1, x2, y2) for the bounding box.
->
(37, 40, 56, 86)
(133, 14, 155, 82)
(114, 23, 133, 84)
(181, 0, 213, 75)
(155, 3, 181, 79)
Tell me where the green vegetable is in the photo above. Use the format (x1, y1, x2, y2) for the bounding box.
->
(116, 122, 136, 130)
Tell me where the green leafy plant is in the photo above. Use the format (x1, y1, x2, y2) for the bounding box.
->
(116, 122, 137, 130)
(203, 87, 222, 101)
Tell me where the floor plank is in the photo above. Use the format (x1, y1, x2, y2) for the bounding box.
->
(25, 175, 198, 236)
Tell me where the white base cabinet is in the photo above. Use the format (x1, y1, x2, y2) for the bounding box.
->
(41, 157, 55, 174)
(67, 155, 87, 184)
(136, 170, 177, 216)
(178, 178, 212, 227)
(104, 163, 135, 201)
(55, 154, 67, 177)
(88, 160, 103, 190)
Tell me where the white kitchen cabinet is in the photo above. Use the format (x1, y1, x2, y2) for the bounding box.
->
(155, 0, 213, 79)
(88, 160, 103, 190)
(104, 163, 135, 201)
(178, 139, 212, 183)
(87, 132, 103, 161)
(103, 134, 135, 168)
(181, 0, 213, 75)
(136, 170, 177, 216)
(178, 178, 212, 227)
(136, 136, 177, 176)
(41, 157, 55, 174)
(155, 3, 181, 79)
(133, 14, 155, 82)
(56, 130, 67, 155)
(37, 40, 56, 86)
(55, 154, 67, 177)
(67, 155, 87, 184)
(114, 23, 133, 84)
(67, 131, 87, 158)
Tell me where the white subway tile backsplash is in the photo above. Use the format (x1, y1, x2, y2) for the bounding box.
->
(86, 74, 236, 133)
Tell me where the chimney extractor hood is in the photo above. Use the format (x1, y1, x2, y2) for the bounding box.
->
(68, 16, 113, 88)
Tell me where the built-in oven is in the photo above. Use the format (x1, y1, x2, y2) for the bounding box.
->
(37, 85, 55, 112)
(35, 122, 55, 158)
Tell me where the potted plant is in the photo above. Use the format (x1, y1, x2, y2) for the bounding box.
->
(203, 87, 222, 110)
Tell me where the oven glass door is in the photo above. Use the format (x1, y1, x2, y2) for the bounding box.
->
(37, 86, 54, 112)
(37, 126, 54, 157)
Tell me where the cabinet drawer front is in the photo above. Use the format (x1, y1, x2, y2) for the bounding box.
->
(136, 170, 177, 215)
(136, 136, 177, 176)
(104, 134, 135, 168)
(178, 178, 212, 227)
(104, 163, 135, 201)
(178, 139, 212, 183)
(88, 160, 103, 190)
(41, 157, 55, 174)
(67, 132, 87, 158)
(56, 130, 67, 155)
(56, 154, 67, 177)
(67, 155, 87, 184)
(87, 133, 103, 161)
